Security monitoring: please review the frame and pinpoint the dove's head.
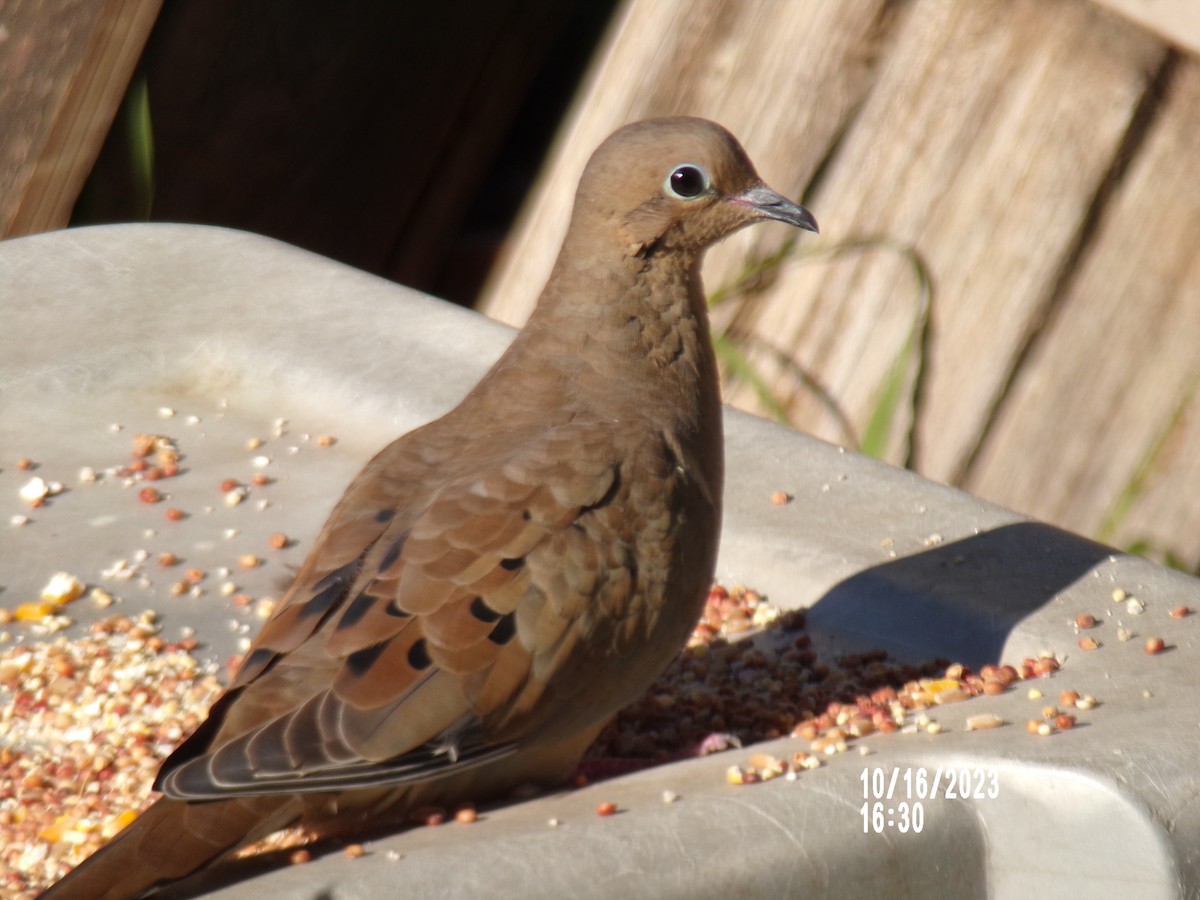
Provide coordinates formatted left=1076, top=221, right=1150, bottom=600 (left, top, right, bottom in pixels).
left=569, top=117, right=818, bottom=260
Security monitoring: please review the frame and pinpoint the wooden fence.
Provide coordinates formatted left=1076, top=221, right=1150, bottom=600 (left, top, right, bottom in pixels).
left=480, top=0, right=1200, bottom=570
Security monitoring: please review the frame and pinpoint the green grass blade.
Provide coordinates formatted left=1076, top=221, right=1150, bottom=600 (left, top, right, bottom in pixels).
left=125, top=77, right=155, bottom=220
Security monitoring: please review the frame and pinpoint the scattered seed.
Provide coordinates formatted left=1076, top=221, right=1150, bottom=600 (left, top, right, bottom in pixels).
left=1077, top=637, right=1099, bottom=651
left=1075, top=613, right=1096, bottom=629
left=1144, top=637, right=1165, bottom=655
left=965, top=714, right=1004, bottom=731
left=289, top=849, right=312, bottom=865
left=770, top=490, right=792, bottom=506
left=138, top=486, right=162, bottom=504
left=130, top=433, right=156, bottom=458
left=40, top=572, right=85, bottom=604
left=268, top=532, right=290, bottom=550
left=238, top=554, right=262, bottom=570
left=343, top=843, right=365, bottom=859
left=454, top=805, right=478, bottom=824
left=19, top=476, right=50, bottom=504
left=1170, top=606, right=1191, bottom=619
left=1031, top=657, right=1059, bottom=676
left=316, top=434, right=337, bottom=447
left=1059, top=690, right=1080, bottom=708
left=1111, top=588, right=1127, bottom=603
left=1054, top=714, right=1076, bottom=730
left=595, top=802, right=617, bottom=817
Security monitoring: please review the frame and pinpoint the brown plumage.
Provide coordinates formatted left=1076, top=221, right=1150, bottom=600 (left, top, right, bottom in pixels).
left=40, top=117, right=817, bottom=899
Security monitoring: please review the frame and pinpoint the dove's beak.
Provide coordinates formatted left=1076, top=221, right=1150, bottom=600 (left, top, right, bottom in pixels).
left=733, top=184, right=818, bottom=233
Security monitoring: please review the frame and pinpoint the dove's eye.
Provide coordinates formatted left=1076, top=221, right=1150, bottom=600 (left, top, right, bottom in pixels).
left=664, top=164, right=710, bottom=199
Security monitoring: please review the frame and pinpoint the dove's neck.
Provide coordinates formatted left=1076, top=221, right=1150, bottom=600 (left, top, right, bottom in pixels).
left=509, top=245, right=722, bottom=436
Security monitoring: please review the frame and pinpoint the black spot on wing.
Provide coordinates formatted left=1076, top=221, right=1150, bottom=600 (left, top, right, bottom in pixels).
left=469, top=596, right=501, bottom=623
left=337, top=589, right=376, bottom=631
left=300, top=564, right=356, bottom=621
left=408, top=638, right=433, bottom=671
left=488, top=613, right=516, bottom=646
left=499, top=557, right=524, bottom=572
left=346, top=641, right=388, bottom=678
left=375, top=508, right=396, bottom=523
left=378, top=536, right=407, bottom=573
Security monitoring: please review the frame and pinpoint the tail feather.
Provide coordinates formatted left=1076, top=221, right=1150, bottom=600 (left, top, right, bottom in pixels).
left=39, top=794, right=297, bottom=900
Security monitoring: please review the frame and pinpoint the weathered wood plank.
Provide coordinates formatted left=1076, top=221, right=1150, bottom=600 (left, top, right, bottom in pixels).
left=478, top=0, right=891, bottom=326
left=724, top=0, right=1163, bottom=471
left=1090, top=0, right=1200, bottom=56
left=0, top=0, right=161, bottom=238
left=967, top=57, right=1200, bottom=561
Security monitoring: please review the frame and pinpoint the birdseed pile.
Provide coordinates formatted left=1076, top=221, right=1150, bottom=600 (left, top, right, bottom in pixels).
left=0, top=573, right=1093, bottom=897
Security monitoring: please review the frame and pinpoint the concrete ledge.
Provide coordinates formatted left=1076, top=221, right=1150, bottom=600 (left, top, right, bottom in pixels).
left=2, top=224, right=1198, bottom=899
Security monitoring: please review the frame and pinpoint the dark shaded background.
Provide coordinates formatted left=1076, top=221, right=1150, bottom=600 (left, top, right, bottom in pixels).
left=72, top=0, right=619, bottom=307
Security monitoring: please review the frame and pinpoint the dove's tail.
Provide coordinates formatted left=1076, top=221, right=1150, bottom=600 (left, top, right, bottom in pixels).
left=38, top=794, right=297, bottom=900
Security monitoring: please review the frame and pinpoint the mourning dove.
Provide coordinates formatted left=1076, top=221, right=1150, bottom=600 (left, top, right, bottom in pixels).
left=41, top=116, right=817, bottom=899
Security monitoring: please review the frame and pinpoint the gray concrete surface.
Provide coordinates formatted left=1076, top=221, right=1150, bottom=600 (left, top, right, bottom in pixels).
left=2, top=224, right=1198, bottom=898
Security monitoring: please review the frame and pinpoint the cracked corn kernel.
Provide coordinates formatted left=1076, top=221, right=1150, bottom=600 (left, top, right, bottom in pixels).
left=40, top=572, right=85, bottom=605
